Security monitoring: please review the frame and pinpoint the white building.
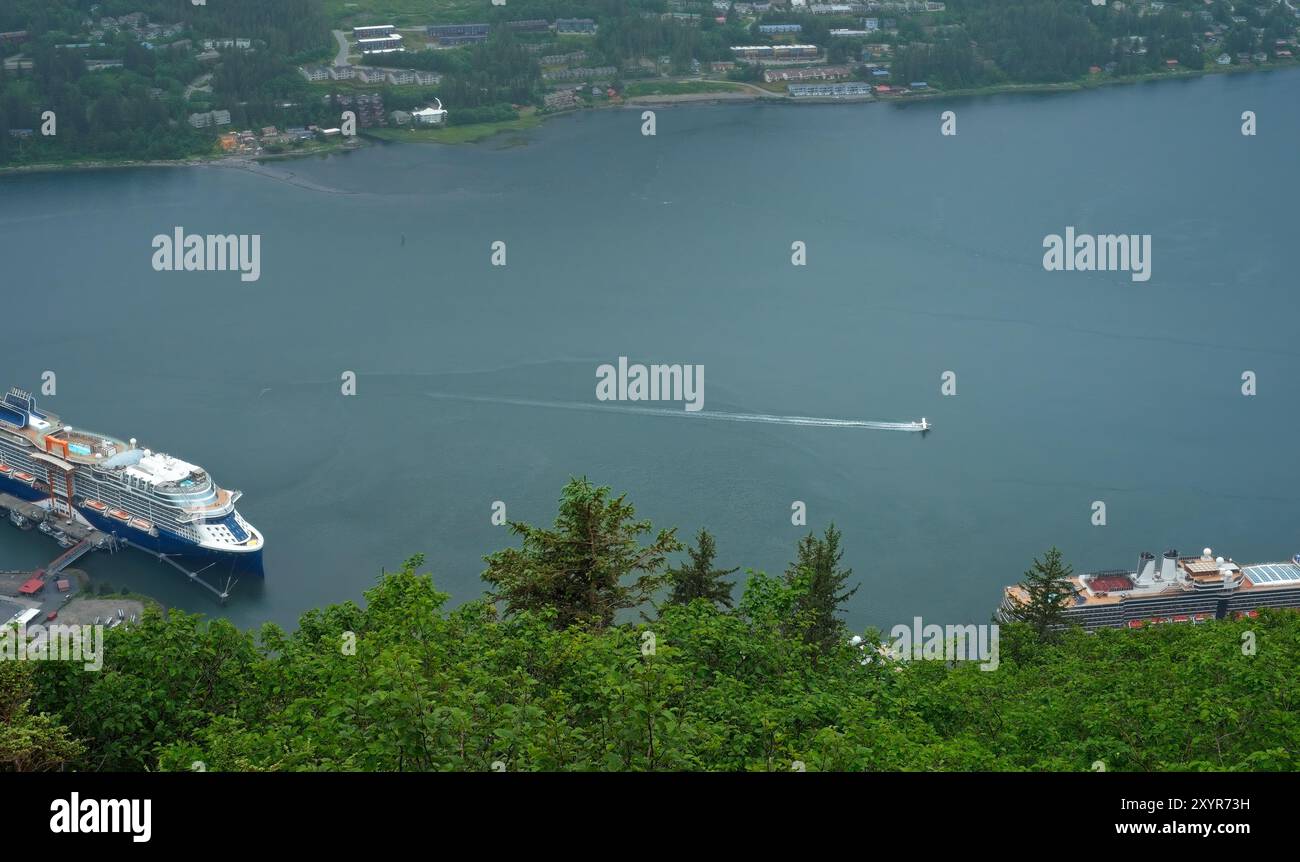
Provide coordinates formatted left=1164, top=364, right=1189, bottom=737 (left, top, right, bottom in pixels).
left=412, top=100, right=447, bottom=125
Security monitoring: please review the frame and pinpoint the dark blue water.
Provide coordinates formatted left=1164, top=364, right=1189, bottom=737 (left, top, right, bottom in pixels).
left=2, top=68, right=1298, bottom=631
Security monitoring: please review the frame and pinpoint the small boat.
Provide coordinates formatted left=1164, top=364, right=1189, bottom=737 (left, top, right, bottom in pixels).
left=0, top=464, right=12, bottom=475
left=130, top=517, right=153, bottom=532
left=109, top=509, right=130, bottom=522
left=13, top=471, right=35, bottom=484
left=84, top=500, right=108, bottom=512
left=117, top=608, right=125, bottom=620
left=918, top=417, right=930, bottom=433
left=38, top=521, right=54, bottom=535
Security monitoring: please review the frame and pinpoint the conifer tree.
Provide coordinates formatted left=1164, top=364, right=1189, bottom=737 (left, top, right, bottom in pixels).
left=667, top=529, right=738, bottom=610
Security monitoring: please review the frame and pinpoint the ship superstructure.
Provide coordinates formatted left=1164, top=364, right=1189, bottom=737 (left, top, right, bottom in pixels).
left=1001, top=546, right=1300, bottom=630
left=0, top=388, right=262, bottom=576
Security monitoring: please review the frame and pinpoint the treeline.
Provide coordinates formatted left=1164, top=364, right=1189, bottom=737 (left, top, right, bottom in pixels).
left=0, top=0, right=330, bottom=165
left=8, top=477, right=1299, bottom=772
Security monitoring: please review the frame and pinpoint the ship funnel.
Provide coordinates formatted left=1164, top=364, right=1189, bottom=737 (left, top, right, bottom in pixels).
left=1159, top=549, right=1177, bottom=581
left=1137, top=551, right=1156, bottom=583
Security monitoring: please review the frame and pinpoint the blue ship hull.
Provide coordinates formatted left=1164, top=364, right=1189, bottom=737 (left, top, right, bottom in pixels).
left=0, top=472, right=264, bottom=578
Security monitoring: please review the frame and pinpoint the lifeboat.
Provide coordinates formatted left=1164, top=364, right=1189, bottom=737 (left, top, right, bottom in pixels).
left=0, top=464, right=12, bottom=475
left=13, top=471, right=35, bottom=484
left=109, top=509, right=131, bottom=522
left=84, top=500, right=108, bottom=512
left=130, top=517, right=154, bottom=532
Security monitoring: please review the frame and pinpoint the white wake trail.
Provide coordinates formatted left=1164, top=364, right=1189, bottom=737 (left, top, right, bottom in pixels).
left=424, top=392, right=926, bottom=431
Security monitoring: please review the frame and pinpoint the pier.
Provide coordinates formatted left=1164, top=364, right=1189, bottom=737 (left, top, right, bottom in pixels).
left=0, top=491, right=236, bottom=604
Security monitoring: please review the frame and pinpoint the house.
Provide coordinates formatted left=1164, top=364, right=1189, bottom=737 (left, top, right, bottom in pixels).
left=764, top=65, right=851, bottom=83
left=219, top=133, right=238, bottom=151
left=301, top=65, right=330, bottom=82
left=85, top=59, right=124, bottom=71
left=788, top=82, right=873, bottom=97
left=414, top=71, right=442, bottom=85
left=544, top=90, right=579, bottom=110
left=875, top=84, right=893, bottom=93
left=188, top=110, right=232, bottom=128
left=387, top=69, right=419, bottom=85
left=329, top=64, right=357, bottom=80
left=556, top=18, right=597, bottom=34
left=0, top=30, right=30, bottom=46
left=412, top=101, right=448, bottom=125
left=358, top=34, right=403, bottom=53
left=427, top=24, right=489, bottom=44
left=759, top=24, right=802, bottom=34
left=390, top=110, right=412, bottom=125
left=1216, top=53, right=1231, bottom=65
left=357, top=66, right=390, bottom=84
left=507, top=20, right=550, bottom=32
left=353, top=25, right=396, bottom=39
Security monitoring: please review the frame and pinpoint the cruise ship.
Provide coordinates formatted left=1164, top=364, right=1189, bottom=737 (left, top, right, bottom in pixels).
left=1001, top=546, right=1300, bottom=630
left=0, top=388, right=263, bottom=577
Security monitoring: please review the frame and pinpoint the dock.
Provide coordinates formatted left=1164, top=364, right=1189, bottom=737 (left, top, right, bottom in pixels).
left=0, top=491, right=236, bottom=604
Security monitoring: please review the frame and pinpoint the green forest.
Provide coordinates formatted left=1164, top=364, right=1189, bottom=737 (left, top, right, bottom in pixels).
left=4, top=478, right=1297, bottom=772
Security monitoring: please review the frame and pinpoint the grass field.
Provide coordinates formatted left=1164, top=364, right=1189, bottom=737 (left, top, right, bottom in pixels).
left=364, top=108, right=542, bottom=144
left=623, top=80, right=744, bottom=97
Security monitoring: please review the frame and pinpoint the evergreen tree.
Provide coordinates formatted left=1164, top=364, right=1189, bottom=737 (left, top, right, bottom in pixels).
left=667, top=529, right=738, bottom=609
left=783, top=524, right=859, bottom=653
left=481, top=477, right=681, bottom=630
left=1002, top=546, right=1076, bottom=639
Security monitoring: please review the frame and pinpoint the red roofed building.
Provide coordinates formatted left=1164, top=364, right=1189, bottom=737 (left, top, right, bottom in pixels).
left=19, top=577, right=44, bottom=595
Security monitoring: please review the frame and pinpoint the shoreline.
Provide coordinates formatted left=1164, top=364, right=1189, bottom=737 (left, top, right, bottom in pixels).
left=2, top=63, right=1292, bottom=175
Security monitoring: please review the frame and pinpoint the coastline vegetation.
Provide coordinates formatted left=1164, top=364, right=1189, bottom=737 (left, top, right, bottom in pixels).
left=2, top=0, right=1297, bottom=170
left=7, top=477, right=1299, bottom=772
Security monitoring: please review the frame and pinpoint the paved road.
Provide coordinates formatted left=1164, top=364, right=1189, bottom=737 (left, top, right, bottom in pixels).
left=184, top=73, right=212, bottom=99
left=332, top=30, right=349, bottom=66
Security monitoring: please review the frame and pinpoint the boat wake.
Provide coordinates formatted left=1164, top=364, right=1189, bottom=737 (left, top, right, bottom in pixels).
left=424, top=392, right=928, bottom=431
